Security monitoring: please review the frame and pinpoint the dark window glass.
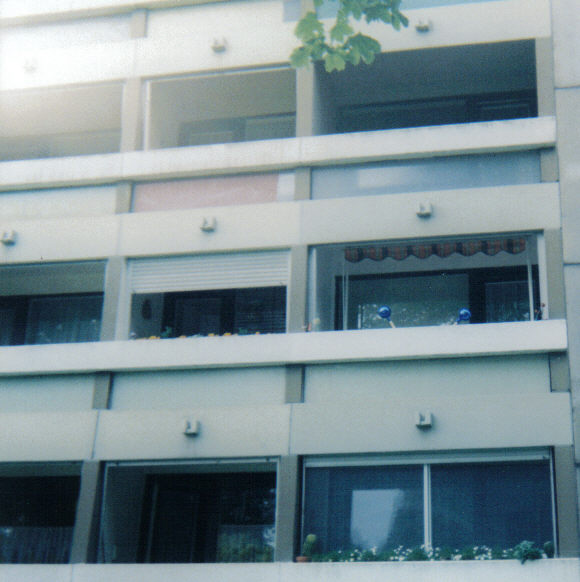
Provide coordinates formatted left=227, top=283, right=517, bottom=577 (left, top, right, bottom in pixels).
left=334, top=267, right=539, bottom=330
left=337, top=91, right=537, bottom=134
left=140, top=472, right=276, bottom=563
left=303, top=465, right=423, bottom=553
left=0, top=294, right=103, bottom=345
left=0, top=476, right=80, bottom=563
left=431, top=461, right=553, bottom=548
left=163, top=287, right=286, bottom=337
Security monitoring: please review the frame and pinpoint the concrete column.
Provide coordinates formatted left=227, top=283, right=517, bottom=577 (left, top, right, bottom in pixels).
left=287, top=245, right=308, bottom=333
left=294, top=167, right=312, bottom=201
left=552, top=0, right=580, bottom=554
left=130, top=9, right=148, bottom=39
left=296, top=68, right=316, bottom=137
left=115, top=181, right=133, bottom=214
left=92, top=372, right=112, bottom=410
left=120, top=77, right=144, bottom=152
left=69, top=461, right=103, bottom=563
left=275, top=455, right=301, bottom=561
left=285, top=365, right=304, bottom=403
left=99, top=257, right=126, bottom=342
left=543, top=229, right=566, bottom=319
left=553, top=447, right=580, bottom=556
left=534, top=39, right=558, bottom=182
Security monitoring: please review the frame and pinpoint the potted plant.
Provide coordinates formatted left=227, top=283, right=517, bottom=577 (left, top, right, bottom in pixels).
left=296, top=533, right=317, bottom=562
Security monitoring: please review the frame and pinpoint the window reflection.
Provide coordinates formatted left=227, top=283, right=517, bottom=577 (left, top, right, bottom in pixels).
left=303, top=465, right=423, bottom=553
left=303, top=460, right=554, bottom=554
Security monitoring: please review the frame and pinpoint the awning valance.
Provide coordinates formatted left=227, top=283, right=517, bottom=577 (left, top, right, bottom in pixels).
left=345, top=237, right=527, bottom=263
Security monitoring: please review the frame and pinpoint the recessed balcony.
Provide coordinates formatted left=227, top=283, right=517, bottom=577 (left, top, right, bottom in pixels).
left=0, top=84, right=122, bottom=162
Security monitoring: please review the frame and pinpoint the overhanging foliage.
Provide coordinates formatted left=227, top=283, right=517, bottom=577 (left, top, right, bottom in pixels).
left=291, top=0, right=408, bottom=72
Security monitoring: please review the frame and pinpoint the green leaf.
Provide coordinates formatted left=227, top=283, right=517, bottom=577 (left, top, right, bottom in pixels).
left=290, top=46, right=312, bottom=69
left=295, top=12, right=324, bottom=42
left=324, top=51, right=347, bottom=72
left=364, top=5, right=392, bottom=23
left=341, top=0, right=364, bottom=20
left=348, top=32, right=381, bottom=63
left=291, top=0, right=407, bottom=71
left=330, top=17, right=354, bottom=42
left=345, top=44, right=362, bottom=66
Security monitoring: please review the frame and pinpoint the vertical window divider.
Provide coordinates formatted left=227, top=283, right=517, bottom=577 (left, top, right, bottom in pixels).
left=342, top=260, right=348, bottom=331
left=423, top=464, right=432, bottom=549
left=537, top=231, right=549, bottom=319
left=526, top=235, right=535, bottom=321
left=549, top=451, right=558, bottom=556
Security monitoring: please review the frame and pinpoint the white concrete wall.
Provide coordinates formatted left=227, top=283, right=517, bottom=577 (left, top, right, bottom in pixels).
left=0, top=391, right=570, bottom=462
left=290, top=392, right=572, bottom=455
left=0, top=411, right=97, bottom=461
left=0, top=0, right=550, bottom=91
left=0, top=186, right=118, bottom=219
left=93, top=392, right=572, bottom=461
left=0, top=375, right=95, bottom=411
left=94, top=405, right=291, bottom=460
left=0, top=321, right=566, bottom=375
left=0, top=182, right=560, bottom=265
left=305, top=355, right=551, bottom=402
left=0, top=347, right=568, bottom=462
left=0, top=558, right=578, bottom=582
left=111, top=367, right=287, bottom=409
left=0, top=117, right=555, bottom=191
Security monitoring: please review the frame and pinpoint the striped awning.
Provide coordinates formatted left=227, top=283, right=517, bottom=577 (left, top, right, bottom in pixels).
left=345, top=237, right=527, bottom=263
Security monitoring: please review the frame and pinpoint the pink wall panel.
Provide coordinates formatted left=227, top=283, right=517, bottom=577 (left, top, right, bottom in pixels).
left=133, top=174, right=279, bottom=211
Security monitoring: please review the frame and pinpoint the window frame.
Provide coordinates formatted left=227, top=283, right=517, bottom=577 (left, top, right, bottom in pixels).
left=308, top=233, right=546, bottom=332
left=98, top=458, right=279, bottom=564
left=301, top=448, right=556, bottom=553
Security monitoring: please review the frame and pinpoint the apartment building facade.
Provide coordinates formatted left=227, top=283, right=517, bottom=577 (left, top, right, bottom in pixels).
left=0, top=0, right=579, bottom=580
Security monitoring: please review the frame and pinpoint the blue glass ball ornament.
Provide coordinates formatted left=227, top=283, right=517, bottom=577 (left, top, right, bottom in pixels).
left=457, top=308, right=472, bottom=322
left=378, top=305, right=392, bottom=320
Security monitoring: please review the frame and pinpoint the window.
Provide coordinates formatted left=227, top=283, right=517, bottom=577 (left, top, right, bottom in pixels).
left=128, top=252, right=289, bottom=339
left=303, top=465, right=423, bottom=552
left=312, top=41, right=537, bottom=136
left=0, top=262, right=105, bottom=345
left=147, top=69, right=296, bottom=150
left=336, top=92, right=536, bottom=134
left=303, top=458, right=553, bottom=554
left=0, top=475, right=80, bottom=563
left=161, top=287, right=286, bottom=337
left=308, top=236, right=540, bottom=331
left=430, top=462, right=553, bottom=549
left=99, top=463, right=276, bottom=563
left=0, top=294, right=103, bottom=345
left=311, top=153, right=541, bottom=200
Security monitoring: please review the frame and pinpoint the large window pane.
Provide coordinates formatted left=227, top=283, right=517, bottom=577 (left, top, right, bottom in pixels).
left=303, top=465, right=423, bottom=552
left=25, top=294, right=103, bottom=344
left=0, top=262, right=105, bottom=345
left=132, top=287, right=286, bottom=338
left=312, top=41, right=536, bottom=136
left=0, top=476, right=80, bottom=563
left=308, top=236, right=540, bottom=331
left=143, top=472, right=276, bottom=563
left=431, top=461, right=553, bottom=549
left=100, top=467, right=276, bottom=564
left=312, top=153, right=541, bottom=200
